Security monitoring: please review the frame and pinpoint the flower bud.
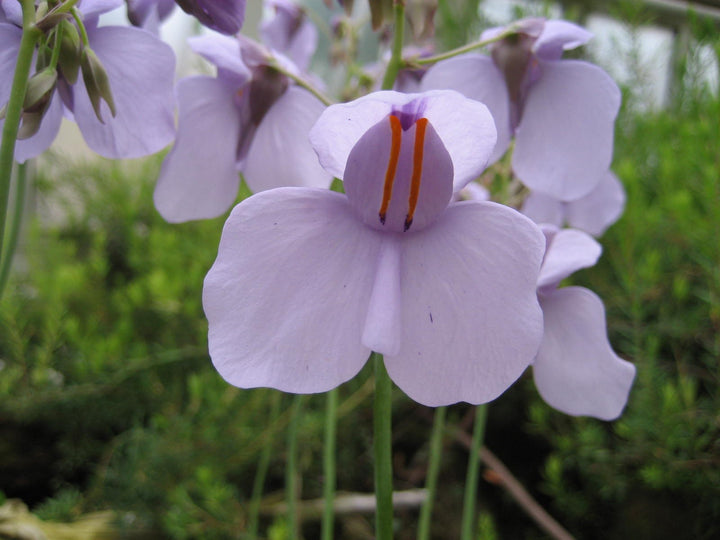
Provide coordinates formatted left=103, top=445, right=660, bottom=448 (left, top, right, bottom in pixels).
left=58, top=20, right=82, bottom=84
left=369, top=0, right=393, bottom=30
left=17, top=69, right=58, bottom=139
left=80, top=47, right=117, bottom=123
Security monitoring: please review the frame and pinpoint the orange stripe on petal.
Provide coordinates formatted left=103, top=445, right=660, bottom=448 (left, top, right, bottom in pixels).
left=404, top=117, right=428, bottom=232
left=378, top=115, right=403, bottom=225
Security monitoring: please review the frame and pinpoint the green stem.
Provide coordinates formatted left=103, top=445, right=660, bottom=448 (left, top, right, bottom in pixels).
left=247, top=390, right=282, bottom=539
left=321, top=388, right=338, bottom=540
left=373, top=353, right=393, bottom=540
left=286, top=394, right=305, bottom=539
left=0, top=1, right=41, bottom=293
left=0, top=162, right=28, bottom=298
left=460, top=404, right=488, bottom=540
left=417, top=406, right=446, bottom=540
left=380, top=1, right=406, bottom=91
left=70, top=7, right=89, bottom=46
left=407, top=32, right=511, bottom=67
left=269, top=58, right=334, bottom=106
left=47, top=24, right=63, bottom=71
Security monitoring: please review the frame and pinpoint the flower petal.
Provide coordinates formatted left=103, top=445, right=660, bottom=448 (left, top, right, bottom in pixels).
left=513, top=59, right=621, bottom=200
left=537, top=226, right=601, bottom=290
left=0, top=23, right=21, bottom=106
left=242, top=86, right=331, bottom=192
left=534, top=286, right=635, bottom=420
left=310, top=89, right=496, bottom=190
left=385, top=201, right=545, bottom=406
left=78, top=0, right=124, bottom=18
left=533, top=20, right=593, bottom=59
left=188, top=34, right=250, bottom=87
left=154, top=76, right=241, bottom=223
left=421, top=54, right=511, bottom=167
left=73, top=25, right=176, bottom=158
left=521, top=190, right=564, bottom=228
left=566, top=170, right=625, bottom=237
left=203, top=188, right=380, bottom=393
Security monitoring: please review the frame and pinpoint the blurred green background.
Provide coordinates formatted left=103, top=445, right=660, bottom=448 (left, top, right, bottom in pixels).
left=1, top=0, right=719, bottom=538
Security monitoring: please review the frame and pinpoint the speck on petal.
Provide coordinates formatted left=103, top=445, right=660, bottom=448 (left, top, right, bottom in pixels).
left=534, top=286, right=636, bottom=420
left=203, top=188, right=381, bottom=393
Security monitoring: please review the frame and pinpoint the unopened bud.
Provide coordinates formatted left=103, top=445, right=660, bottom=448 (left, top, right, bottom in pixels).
left=80, top=47, right=117, bottom=123
left=58, top=20, right=82, bottom=84
left=23, top=68, right=58, bottom=110
left=369, top=0, right=393, bottom=31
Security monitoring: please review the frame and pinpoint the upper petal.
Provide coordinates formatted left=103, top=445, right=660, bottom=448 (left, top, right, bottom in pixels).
left=421, top=54, right=511, bottom=167
left=0, top=23, right=21, bottom=105
left=203, top=187, right=380, bottom=393
left=521, top=190, right=565, bottom=228
left=242, top=86, right=331, bottom=192
left=188, top=34, right=251, bottom=87
left=565, top=170, right=626, bottom=237
left=513, top=59, right=621, bottom=200
left=78, top=0, right=124, bottom=18
left=537, top=226, right=602, bottom=290
left=73, top=25, right=176, bottom=158
left=154, top=76, right=241, bottom=223
left=533, top=20, right=593, bottom=60
left=534, top=286, right=636, bottom=420
left=385, top=201, right=545, bottom=406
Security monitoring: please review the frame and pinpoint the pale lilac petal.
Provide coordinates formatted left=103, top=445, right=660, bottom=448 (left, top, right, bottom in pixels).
left=0, top=23, right=21, bottom=103
left=421, top=55, right=511, bottom=167
left=533, top=20, right=593, bottom=60
left=13, top=93, right=63, bottom=163
left=188, top=34, right=250, bottom=87
left=127, top=0, right=175, bottom=31
left=513, top=59, right=621, bottom=200
left=310, top=90, right=496, bottom=190
left=261, top=0, right=317, bottom=72
left=154, top=76, right=240, bottom=222
left=79, top=0, right=124, bottom=18
left=457, top=182, right=489, bottom=202
left=537, top=226, right=601, bottom=290
left=385, top=201, right=545, bottom=406
left=566, top=171, right=626, bottom=237
left=74, top=26, right=176, bottom=158
left=177, top=0, right=245, bottom=35
left=534, top=286, right=636, bottom=420
left=0, top=3, right=21, bottom=26
left=362, top=237, right=403, bottom=356
left=480, top=18, right=544, bottom=42
left=521, top=190, right=564, bottom=227
left=203, top=188, right=380, bottom=393
left=343, top=113, right=453, bottom=233
left=242, top=86, right=331, bottom=192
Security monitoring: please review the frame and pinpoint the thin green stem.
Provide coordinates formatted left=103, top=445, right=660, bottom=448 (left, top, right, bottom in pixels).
left=373, top=353, right=393, bottom=540
left=0, top=2, right=41, bottom=294
left=321, top=388, right=339, bottom=540
left=70, top=7, right=89, bottom=46
left=286, top=394, right=305, bottom=539
left=247, top=390, right=282, bottom=539
left=47, top=24, right=63, bottom=71
left=0, top=162, right=28, bottom=298
left=460, top=404, right=488, bottom=540
left=406, top=31, right=511, bottom=67
left=269, top=58, right=334, bottom=106
left=417, top=406, right=447, bottom=540
left=380, top=1, right=406, bottom=91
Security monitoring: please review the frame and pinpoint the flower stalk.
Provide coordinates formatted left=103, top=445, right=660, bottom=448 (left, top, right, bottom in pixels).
left=380, top=1, right=406, bottom=91
left=373, top=353, right=394, bottom=540
left=417, top=406, right=447, bottom=540
left=460, top=404, right=489, bottom=540
left=286, top=394, right=305, bottom=538
left=321, top=388, right=338, bottom=540
left=0, top=0, right=42, bottom=300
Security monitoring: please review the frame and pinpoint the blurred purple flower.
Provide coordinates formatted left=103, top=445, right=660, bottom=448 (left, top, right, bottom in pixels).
left=154, top=34, right=331, bottom=222
left=203, top=90, right=546, bottom=406
left=522, top=171, right=626, bottom=237
left=0, top=0, right=175, bottom=161
left=422, top=18, right=621, bottom=201
left=126, top=0, right=175, bottom=33
left=260, top=0, right=317, bottom=72
left=175, top=0, right=245, bottom=35
left=533, top=225, right=635, bottom=419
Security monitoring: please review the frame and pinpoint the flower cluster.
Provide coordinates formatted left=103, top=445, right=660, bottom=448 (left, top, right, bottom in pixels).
left=1, top=1, right=635, bottom=419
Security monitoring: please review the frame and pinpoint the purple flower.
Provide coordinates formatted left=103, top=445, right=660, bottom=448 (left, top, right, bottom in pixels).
left=421, top=18, right=621, bottom=201
left=260, top=0, right=317, bottom=72
left=126, top=0, right=176, bottom=33
left=202, top=90, right=546, bottom=406
left=0, top=0, right=176, bottom=161
left=153, top=34, right=331, bottom=222
left=533, top=225, right=635, bottom=419
left=522, top=171, right=626, bottom=237
left=175, top=0, right=245, bottom=35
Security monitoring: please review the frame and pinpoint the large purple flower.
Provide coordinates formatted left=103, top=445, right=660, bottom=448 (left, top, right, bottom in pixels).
left=522, top=171, right=626, bottom=237
left=0, top=0, right=175, bottom=161
left=421, top=18, right=621, bottom=201
left=154, top=34, right=331, bottom=222
left=203, top=90, right=546, bottom=406
left=533, top=225, right=635, bottom=419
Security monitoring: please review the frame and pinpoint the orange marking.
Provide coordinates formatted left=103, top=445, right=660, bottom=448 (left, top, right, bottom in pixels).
left=378, top=115, right=402, bottom=224
left=404, top=117, right=428, bottom=231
